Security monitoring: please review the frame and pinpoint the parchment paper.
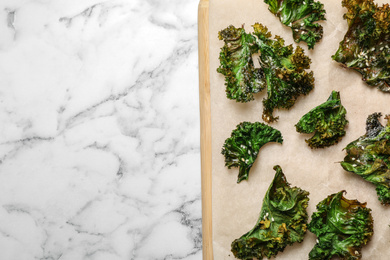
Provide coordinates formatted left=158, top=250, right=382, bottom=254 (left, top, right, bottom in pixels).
left=209, top=0, right=390, bottom=259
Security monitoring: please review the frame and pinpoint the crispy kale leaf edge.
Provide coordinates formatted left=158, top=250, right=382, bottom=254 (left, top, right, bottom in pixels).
left=217, top=26, right=265, bottom=103
left=217, top=24, right=315, bottom=123
left=332, top=0, right=390, bottom=92
left=264, top=0, right=326, bottom=49
left=295, top=90, right=348, bottom=148
left=222, top=121, right=283, bottom=183
left=308, top=191, right=373, bottom=260
left=231, top=165, right=310, bottom=259
left=341, top=112, right=390, bottom=205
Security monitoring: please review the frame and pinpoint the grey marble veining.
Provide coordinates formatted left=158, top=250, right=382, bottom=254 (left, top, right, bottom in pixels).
left=0, top=0, right=201, bottom=259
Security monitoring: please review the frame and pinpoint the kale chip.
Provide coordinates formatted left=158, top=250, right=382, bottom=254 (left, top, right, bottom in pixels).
left=217, top=24, right=315, bottom=123
left=222, top=122, right=283, bottom=183
left=217, top=25, right=265, bottom=102
left=341, top=112, right=390, bottom=205
left=295, top=90, right=348, bottom=148
left=264, top=0, right=326, bottom=49
left=332, top=0, right=390, bottom=92
left=308, top=191, right=373, bottom=260
left=231, top=165, right=310, bottom=259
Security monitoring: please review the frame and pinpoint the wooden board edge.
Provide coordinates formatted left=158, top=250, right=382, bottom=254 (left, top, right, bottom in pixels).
left=198, top=0, right=213, bottom=259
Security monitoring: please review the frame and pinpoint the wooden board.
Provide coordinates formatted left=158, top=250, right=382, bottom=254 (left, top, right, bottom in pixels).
left=198, top=0, right=213, bottom=259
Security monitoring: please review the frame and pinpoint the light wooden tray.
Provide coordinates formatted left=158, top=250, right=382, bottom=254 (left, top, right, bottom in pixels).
left=198, top=0, right=213, bottom=259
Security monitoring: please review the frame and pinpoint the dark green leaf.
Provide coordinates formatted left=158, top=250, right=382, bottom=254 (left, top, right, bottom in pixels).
left=332, top=0, right=390, bottom=92
left=217, top=25, right=265, bottom=103
left=308, top=191, right=373, bottom=260
left=295, top=90, right=348, bottom=148
left=222, top=122, right=283, bottom=183
left=253, top=23, right=315, bottom=123
left=217, top=24, right=315, bottom=123
left=341, top=112, right=390, bottom=205
left=231, top=165, right=310, bottom=259
left=264, top=0, right=326, bottom=49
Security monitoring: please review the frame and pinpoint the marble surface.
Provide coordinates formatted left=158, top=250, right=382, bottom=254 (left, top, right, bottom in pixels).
left=0, top=0, right=201, bottom=259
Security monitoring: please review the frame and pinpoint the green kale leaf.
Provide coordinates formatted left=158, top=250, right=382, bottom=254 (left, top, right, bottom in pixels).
left=308, top=191, right=373, bottom=260
left=253, top=23, right=315, bottom=123
left=231, top=165, right=310, bottom=259
left=264, top=0, right=326, bottom=49
left=222, top=122, right=283, bottom=183
left=295, top=90, right=348, bottom=148
left=332, top=0, right=390, bottom=92
left=217, top=25, right=265, bottom=102
left=341, top=112, right=390, bottom=205
left=217, top=24, right=315, bottom=123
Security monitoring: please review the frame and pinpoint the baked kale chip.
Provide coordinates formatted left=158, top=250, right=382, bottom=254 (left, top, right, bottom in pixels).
left=341, top=112, right=390, bottom=205
left=308, top=191, right=373, bottom=260
left=264, top=0, right=326, bottom=49
left=295, top=90, right=348, bottom=148
left=217, top=24, right=315, bottom=123
left=222, top=122, right=283, bottom=183
left=231, top=165, right=310, bottom=259
left=253, top=23, right=315, bottom=123
left=332, top=0, right=390, bottom=92
left=217, top=25, right=265, bottom=102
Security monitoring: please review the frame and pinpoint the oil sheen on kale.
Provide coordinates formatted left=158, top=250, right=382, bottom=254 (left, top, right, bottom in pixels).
left=295, top=90, right=348, bottom=148
left=217, top=24, right=315, bottom=123
left=341, top=112, right=390, bottom=205
left=308, top=191, right=373, bottom=260
left=231, top=166, right=309, bottom=259
left=264, top=0, right=326, bottom=49
left=332, top=0, right=390, bottom=92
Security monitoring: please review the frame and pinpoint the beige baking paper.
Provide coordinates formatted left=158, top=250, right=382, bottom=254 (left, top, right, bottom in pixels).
left=209, top=0, right=390, bottom=259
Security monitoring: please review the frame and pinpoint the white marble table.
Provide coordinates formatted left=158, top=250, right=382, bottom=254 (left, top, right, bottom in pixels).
left=0, top=0, right=201, bottom=259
